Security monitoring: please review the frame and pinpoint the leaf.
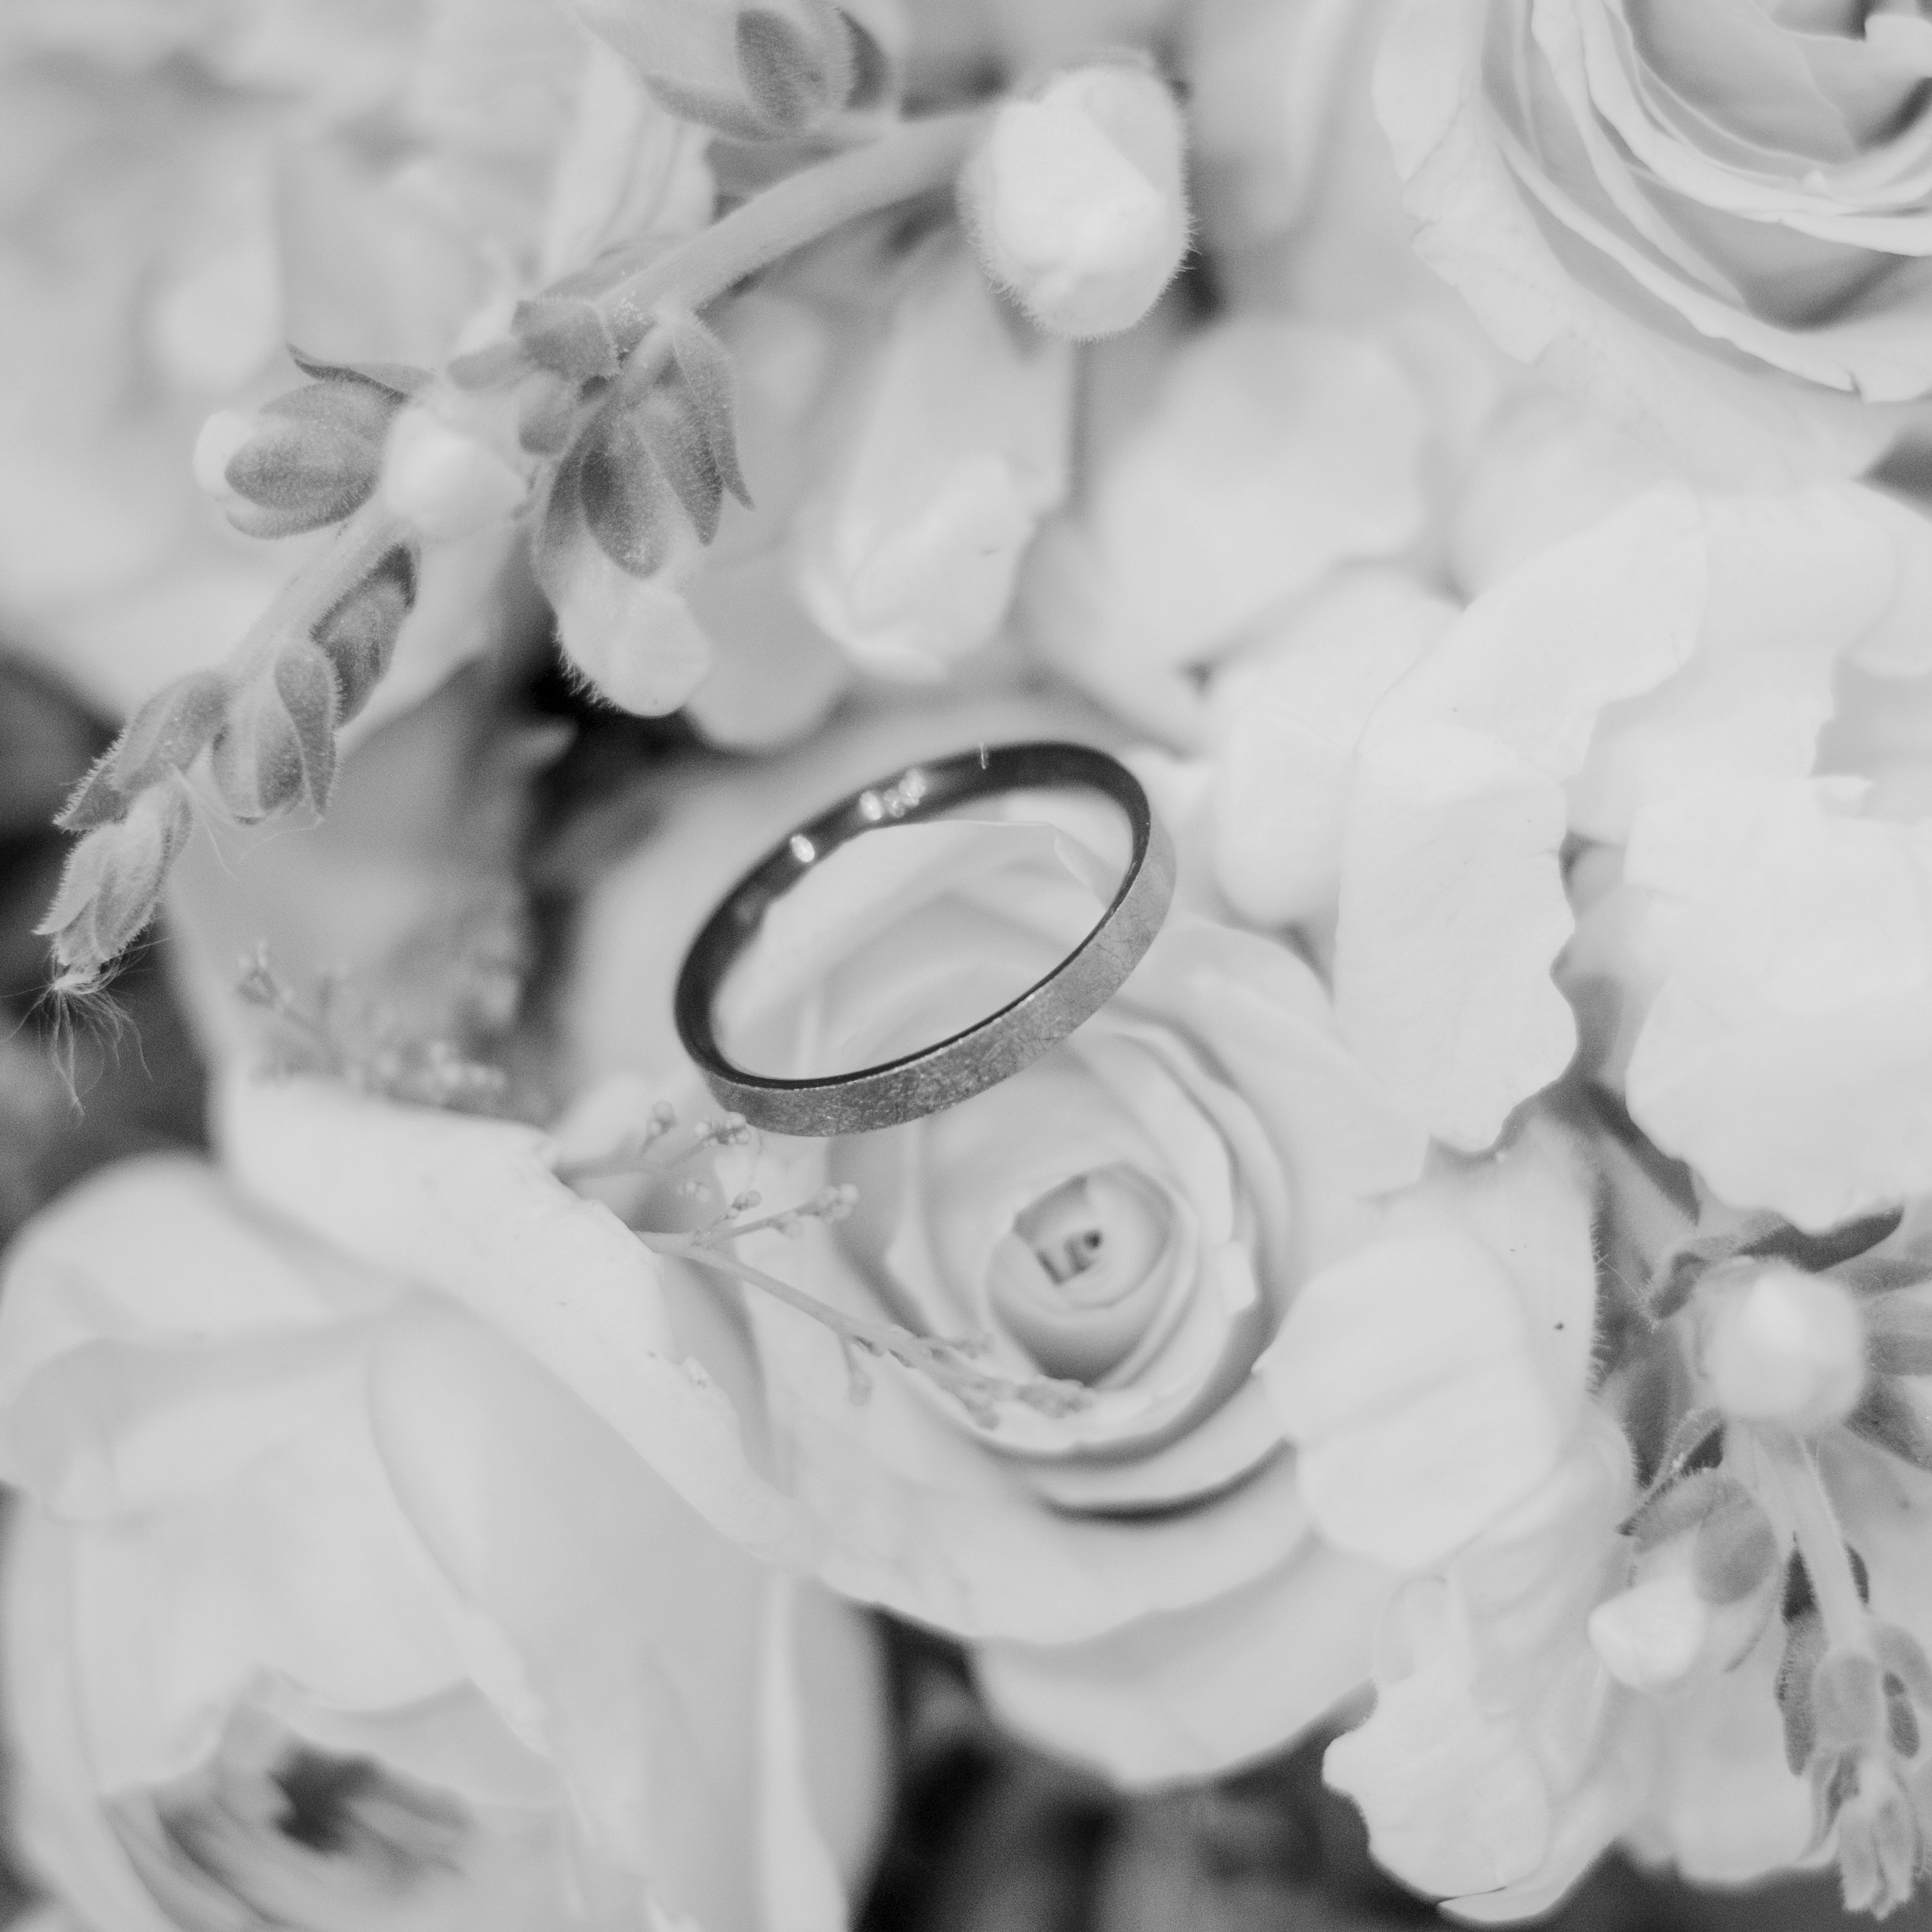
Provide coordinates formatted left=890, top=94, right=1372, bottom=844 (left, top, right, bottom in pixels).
left=737, top=5, right=850, bottom=134
left=1873, top=1622, right=1932, bottom=1707
left=314, top=544, right=418, bottom=723
left=838, top=6, right=896, bottom=111
left=1627, top=1467, right=1749, bottom=1552
left=272, top=639, right=341, bottom=814
left=1776, top=1596, right=1825, bottom=1774
left=664, top=312, right=752, bottom=507
left=1886, top=1674, right=1920, bottom=1758
left=1865, top=1295, right=1932, bottom=1377
left=1693, top=1490, right=1778, bottom=1605
left=1647, top=1405, right=1726, bottom=1494
left=1845, top=1377, right=1932, bottom=1474
left=513, top=297, right=620, bottom=382
left=643, top=73, right=771, bottom=144
left=447, top=341, right=531, bottom=392
left=578, top=410, right=674, bottom=578
left=637, top=389, right=723, bottom=543
left=1649, top=1222, right=1781, bottom=1321
left=1838, top=1254, right=1932, bottom=1298
left=1649, top=1206, right=1905, bottom=1320
left=518, top=376, right=579, bottom=456
left=1741, top=1210, right=1905, bottom=1274
left=286, top=346, right=430, bottom=398
left=109, top=671, right=230, bottom=793
left=55, top=754, right=128, bottom=833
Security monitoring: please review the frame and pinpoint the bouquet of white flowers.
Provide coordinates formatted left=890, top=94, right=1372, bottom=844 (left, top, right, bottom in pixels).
left=7, top=1, right=1932, bottom=1926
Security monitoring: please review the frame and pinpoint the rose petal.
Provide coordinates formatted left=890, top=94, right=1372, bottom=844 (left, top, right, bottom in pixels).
left=1209, top=569, right=1455, bottom=925
left=3, top=1513, right=183, bottom=1932
left=1261, top=1128, right=1597, bottom=1570
left=218, top=1073, right=808, bottom=1566
left=1335, top=722, right=1575, bottom=1151
left=1373, top=0, right=1911, bottom=480
left=976, top=1543, right=1392, bottom=1787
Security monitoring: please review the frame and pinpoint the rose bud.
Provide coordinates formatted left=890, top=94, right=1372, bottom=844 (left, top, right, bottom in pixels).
left=960, top=58, right=1190, bottom=340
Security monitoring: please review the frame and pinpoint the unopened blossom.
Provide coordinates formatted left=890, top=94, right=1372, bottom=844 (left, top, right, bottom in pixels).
left=0, top=1095, right=886, bottom=1931
left=1374, top=0, right=1932, bottom=483
left=961, top=59, right=1190, bottom=341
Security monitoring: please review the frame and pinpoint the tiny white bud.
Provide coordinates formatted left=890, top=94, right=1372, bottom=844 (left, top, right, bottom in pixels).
left=1588, top=1567, right=1710, bottom=1691
left=382, top=408, right=528, bottom=541
left=1701, top=1264, right=1866, bottom=1432
left=961, top=61, right=1189, bottom=340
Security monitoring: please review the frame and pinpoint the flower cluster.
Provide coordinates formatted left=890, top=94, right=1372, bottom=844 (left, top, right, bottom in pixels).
left=17, top=0, right=1932, bottom=1928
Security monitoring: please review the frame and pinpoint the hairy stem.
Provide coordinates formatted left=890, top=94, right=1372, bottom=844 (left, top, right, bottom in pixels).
left=1764, top=1431, right=1868, bottom=1651
left=599, top=109, right=983, bottom=346
left=227, top=496, right=410, bottom=687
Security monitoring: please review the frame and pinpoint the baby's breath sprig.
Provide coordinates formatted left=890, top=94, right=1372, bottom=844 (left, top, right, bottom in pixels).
left=635, top=1178, right=1092, bottom=1427
left=236, top=946, right=507, bottom=1112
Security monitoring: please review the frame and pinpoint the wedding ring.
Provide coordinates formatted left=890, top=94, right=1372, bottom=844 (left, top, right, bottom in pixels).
left=674, top=741, right=1176, bottom=1137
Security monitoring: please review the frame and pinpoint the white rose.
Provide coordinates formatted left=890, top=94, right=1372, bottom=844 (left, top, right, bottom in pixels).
left=565, top=698, right=1466, bottom=1785
left=0, top=1121, right=883, bottom=1930
left=1375, top=0, right=1932, bottom=482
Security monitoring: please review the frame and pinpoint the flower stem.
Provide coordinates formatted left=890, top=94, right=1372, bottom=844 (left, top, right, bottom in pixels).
left=598, top=109, right=984, bottom=346
left=227, top=495, right=410, bottom=686
left=1763, top=1430, right=1867, bottom=1650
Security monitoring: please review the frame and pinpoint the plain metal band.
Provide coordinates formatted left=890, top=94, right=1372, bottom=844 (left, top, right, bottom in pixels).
left=674, top=741, right=1176, bottom=1137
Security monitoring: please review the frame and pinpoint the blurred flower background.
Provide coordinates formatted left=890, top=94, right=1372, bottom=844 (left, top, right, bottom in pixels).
left=13, top=0, right=1932, bottom=1927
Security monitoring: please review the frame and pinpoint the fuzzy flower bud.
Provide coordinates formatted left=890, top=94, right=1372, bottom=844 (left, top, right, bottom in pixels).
left=538, top=508, right=711, bottom=716
left=1701, top=1264, right=1867, bottom=1432
left=312, top=545, right=418, bottom=723
left=961, top=59, right=1189, bottom=340
left=36, top=783, right=194, bottom=987
left=194, top=378, right=400, bottom=539
left=1832, top=1751, right=1921, bottom=1917
left=381, top=407, right=529, bottom=541
left=209, top=643, right=340, bottom=824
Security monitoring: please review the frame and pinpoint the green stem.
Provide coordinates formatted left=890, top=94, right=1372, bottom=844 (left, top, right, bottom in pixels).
left=598, top=109, right=983, bottom=346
